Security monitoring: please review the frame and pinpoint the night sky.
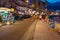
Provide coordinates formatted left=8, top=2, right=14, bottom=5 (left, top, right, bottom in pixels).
left=29, top=0, right=60, bottom=3
left=41, top=0, right=60, bottom=3
left=47, top=0, right=60, bottom=3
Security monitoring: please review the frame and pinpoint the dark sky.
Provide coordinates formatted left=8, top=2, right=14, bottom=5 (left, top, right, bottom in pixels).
left=42, top=0, right=60, bottom=3
left=29, top=0, right=60, bottom=3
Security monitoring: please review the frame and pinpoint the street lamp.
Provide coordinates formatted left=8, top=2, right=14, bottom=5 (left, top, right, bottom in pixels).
left=30, top=4, right=35, bottom=8
left=31, top=4, right=34, bottom=7
left=26, top=0, right=29, bottom=3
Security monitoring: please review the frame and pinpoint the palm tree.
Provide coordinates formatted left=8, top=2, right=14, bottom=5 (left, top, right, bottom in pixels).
left=36, top=0, right=42, bottom=11
left=31, top=0, right=48, bottom=11
left=30, top=0, right=35, bottom=9
left=32, top=0, right=35, bottom=4
left=37, top=0, right=48, bottom=11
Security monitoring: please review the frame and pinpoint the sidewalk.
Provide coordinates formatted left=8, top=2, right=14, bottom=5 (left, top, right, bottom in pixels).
left=55, top=22, right=60, bottom=32
left=33, top=20, right=60, bottom=40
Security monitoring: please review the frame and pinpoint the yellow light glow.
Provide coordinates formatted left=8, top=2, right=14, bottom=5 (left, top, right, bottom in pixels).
left=0, top=7, right=11, bottom=11
left=31, top=4, right=35, bottom=7
left=0, top=23, right=2, bottom=26
left=6, top=21, right=10, bottom=25
left=11, top=8, right=14, bottom=12
left=26, top=0, right=28, bottom=3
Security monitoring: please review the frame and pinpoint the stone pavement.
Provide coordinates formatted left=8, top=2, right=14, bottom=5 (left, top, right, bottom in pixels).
left=33, top=20, right=60, bottom=40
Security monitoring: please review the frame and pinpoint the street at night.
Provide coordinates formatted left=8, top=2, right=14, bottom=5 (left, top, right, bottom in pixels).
left=0, top=18, right=60, bottom=40
left=0, top=0, right=60, bottom=40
